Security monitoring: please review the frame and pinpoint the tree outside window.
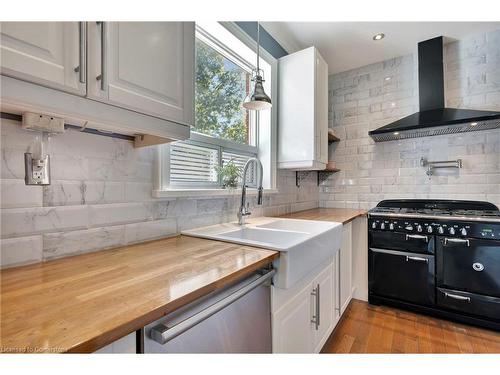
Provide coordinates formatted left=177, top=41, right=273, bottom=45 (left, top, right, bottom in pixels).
left=194, top=38, right=251, bottom=145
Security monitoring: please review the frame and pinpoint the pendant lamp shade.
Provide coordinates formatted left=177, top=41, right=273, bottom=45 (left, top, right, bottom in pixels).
left=243, top=22, right=272, bottom=111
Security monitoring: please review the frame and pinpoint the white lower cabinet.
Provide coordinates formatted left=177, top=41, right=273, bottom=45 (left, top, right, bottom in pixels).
left=272, top=256, right=339, bottom=353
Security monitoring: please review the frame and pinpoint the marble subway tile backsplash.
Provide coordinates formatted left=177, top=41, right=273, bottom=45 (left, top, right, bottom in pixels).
left=0, top=119, right=318, bottom=268
left=321, top=29, right=500, bottom=210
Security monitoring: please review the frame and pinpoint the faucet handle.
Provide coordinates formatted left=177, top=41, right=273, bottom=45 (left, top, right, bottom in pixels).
left=257, top=186, right=263, bottom=205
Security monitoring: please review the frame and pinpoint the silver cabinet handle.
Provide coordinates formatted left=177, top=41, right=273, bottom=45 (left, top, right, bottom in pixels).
left=317, top=283, right=320, bottom=328
left=406, top=255, right=429, bottom=263
left=75, top=22, right=86, bottom=83
left=150, top=269, right=275, bottom=345
left=406, top=234, right=428, bottom=243
left=444, top=238, right=470, bottom=247
left=311, top=283, right=320, bottom=330
left=96, top=21, right=106, bottom=90
left=444, top=292, right=471, bottom=303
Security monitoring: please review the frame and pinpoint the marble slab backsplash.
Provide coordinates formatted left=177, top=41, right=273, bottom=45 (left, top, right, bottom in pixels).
left=0, top=120, right=318, bottom=268
left=321, top=29, right=500, bottom=210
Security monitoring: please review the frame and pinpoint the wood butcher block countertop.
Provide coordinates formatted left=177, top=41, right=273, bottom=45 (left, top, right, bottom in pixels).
left=278, top=208, right=367, bottom=224
left=0, top=236, right=278, bottom=353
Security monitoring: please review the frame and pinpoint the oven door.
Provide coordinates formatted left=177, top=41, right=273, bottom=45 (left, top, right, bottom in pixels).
left=369, top=231, right=435, bottom=254
left=369, top=247, right=435, bottom=306
left=436, top=237, right=500, bottom=298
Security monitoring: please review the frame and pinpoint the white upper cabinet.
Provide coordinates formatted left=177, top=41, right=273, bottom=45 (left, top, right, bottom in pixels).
left=87, top=22, right=194, bottom=126
left=278, top=46, right=328, bottom=170
left=0, top=22, right=86, bottom=95
left=0, top=22, right=193, bottom=143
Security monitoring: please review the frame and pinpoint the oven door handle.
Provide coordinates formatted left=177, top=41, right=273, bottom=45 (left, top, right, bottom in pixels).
left=406, top=255, right=429, bottom=263
left=406, top=234, right=428, bottom=243
left=444, top=238, right=470, bottom=247
left=149, top=268, right=276, bottom=345
left=444, top=292, right=471, bottom=303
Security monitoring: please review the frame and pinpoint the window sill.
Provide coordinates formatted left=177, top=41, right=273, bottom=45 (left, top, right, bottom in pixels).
left=153, top=188, right=279, bottom=199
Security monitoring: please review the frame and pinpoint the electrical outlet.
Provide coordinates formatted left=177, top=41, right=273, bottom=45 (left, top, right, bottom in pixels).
left=24, top=153, right=51, bottom=185
left=22, top=112, right=65, bottom=134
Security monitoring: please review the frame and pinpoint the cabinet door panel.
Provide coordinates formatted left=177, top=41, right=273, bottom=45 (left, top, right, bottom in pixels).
left=312, top=260, right=334, bottom=352
left=0, top=22, right=84, bottom=95
left=273, top=283, right=313, bottom=353
left=108, top=22, right=194, bottom=124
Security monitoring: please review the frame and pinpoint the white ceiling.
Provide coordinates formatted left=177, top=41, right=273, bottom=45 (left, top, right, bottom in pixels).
left=261, top=22, right=500, bottom=74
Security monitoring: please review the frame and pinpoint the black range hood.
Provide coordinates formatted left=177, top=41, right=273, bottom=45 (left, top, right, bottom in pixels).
left=369, top=36, right=500, bottom=142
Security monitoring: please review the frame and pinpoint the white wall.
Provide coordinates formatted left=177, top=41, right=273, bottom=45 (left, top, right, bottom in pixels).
left=0, top=120, right=318, bottom=268
left=321, top=29, right=500, bottom=210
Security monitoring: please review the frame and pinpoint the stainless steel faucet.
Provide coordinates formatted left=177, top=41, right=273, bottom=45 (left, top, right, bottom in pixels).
left=238, top=158, right=263, bottom=225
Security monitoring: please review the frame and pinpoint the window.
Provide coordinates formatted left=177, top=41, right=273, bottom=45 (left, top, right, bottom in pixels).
left=161, top=22, right=274, bottom=191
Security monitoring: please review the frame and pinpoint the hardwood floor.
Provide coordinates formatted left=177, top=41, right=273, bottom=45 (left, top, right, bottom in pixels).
left=322, top=299, right=500, bottom=353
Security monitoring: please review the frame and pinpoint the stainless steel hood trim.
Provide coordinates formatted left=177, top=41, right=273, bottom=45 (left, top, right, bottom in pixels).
left=370, top=118, right=500, bottom=142
left=368, top=212, right=500, bottom=223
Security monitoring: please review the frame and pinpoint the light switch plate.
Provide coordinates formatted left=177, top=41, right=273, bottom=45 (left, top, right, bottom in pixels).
left=24, top=153, right=51, bottom=185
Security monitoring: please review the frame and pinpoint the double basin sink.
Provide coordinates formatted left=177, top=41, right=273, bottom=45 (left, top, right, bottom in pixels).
left=182, top=217, right=342, bottom=289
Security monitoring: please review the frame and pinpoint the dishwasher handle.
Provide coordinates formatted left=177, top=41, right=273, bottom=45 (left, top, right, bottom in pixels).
left=150, top=268, right=276, bottom=345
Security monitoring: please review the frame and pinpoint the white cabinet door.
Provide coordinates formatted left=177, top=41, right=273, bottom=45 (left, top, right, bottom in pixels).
left=0, top=22, right=85, bottom=95
left=340, top=222, right=353, bottom=314
left=273, top=282, right=314, bottom=353
left=312, top=259, right=334, bottom=352
left=278, top=46, right=328, bottom=170
left=87, top=22, right=194, bottom=126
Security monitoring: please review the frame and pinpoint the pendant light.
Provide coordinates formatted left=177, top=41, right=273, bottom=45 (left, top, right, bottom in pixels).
left=243, top=22, right=272, bottom=110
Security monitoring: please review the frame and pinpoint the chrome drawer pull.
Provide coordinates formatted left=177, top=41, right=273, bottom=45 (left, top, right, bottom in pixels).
left=444, top=238, right=470, bottom=247
left=406, top=256, right=428, bottom=263
left=405, top=234, right=428, bottom=243
left=444, top=292, right=471, bottom=303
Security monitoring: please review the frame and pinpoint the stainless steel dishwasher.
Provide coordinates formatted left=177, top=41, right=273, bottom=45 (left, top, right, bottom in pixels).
left=142, top=268, right=275, bottom=353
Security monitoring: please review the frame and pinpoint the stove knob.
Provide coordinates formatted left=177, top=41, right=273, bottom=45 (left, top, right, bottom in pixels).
left=427, top=226, right=433, bottom=234
left=372, top=222, right=377, bottom=229
left=417, top=225, right=423, bottom=233
left=449, top=227, right=455, bottom=235
left=460, top=228, right=467, bottom=236
left=405, top=225, right=413, bottom=231
left=437, top=226, right=444, bottom=234
left=389, top=223, right=395, bottom=230
left=380, top=223, right=385, bottom=230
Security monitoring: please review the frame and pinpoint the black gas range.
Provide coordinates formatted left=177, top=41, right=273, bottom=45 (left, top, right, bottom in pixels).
left=368, top=199, right=500, bottom=331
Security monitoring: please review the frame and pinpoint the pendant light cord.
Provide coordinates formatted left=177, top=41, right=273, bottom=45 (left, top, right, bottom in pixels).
left=256, top=22, right=260, bottom=74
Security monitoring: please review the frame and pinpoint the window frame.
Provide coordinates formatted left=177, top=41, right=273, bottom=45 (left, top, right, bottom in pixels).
left=154, top=22, right=278, bottom=197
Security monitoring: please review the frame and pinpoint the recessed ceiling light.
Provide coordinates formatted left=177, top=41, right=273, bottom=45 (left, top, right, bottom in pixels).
left=471, top=122, right=478, bottom=126
left=384, top=76, right=392, bottom=81
left=393, top=132, right=399, bottom=135
left=373, top=33, right=385, bottom=41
